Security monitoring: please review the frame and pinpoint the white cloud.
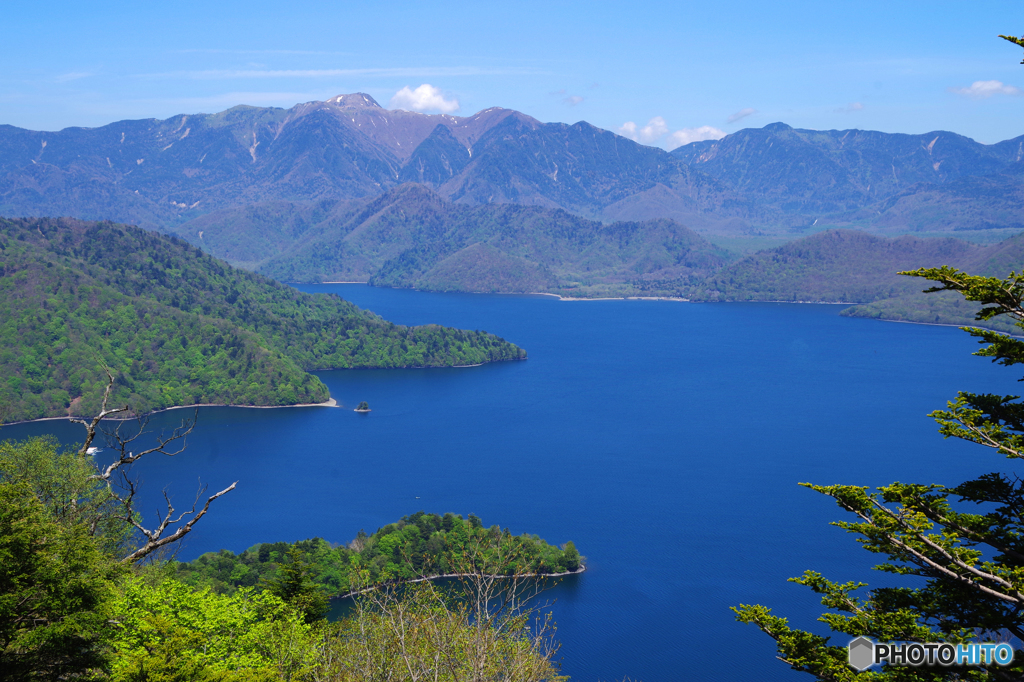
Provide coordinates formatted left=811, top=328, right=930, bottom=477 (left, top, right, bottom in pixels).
left=619, top=116, right=669, bottom=144
left=949, top=80, right=1024, bottom=99
left=727, top=107, right=757, bottom=124
left=833, top=102, right=864, bottom=113
left=563, top=95, right=584, bottom=106
left=389, top=84, right=460, bottom=113
left=667, top=126, right=726, bottom=149
left=620, top=117, right=725, bottom=149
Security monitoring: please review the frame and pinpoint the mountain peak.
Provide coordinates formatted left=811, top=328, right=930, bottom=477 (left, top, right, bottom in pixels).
left=325, top=93, right=382, bottom=109
left=762, top=122, right=792, bottom=133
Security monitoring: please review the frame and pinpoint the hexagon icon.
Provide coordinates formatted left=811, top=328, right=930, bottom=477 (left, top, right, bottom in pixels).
left=848, top=637, right=875, bottom=671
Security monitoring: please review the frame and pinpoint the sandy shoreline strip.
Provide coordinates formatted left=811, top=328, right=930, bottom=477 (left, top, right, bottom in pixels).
left=162, top=398, right=339, bottom=411
left=510, top=291, right=690, bottom=301
left=330, top=565, right=587, bottom=601
left=4, top=398, right=340, bottom=427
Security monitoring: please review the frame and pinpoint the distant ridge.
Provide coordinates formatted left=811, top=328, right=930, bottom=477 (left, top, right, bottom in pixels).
left=673, top=123, right=1024, bottom=234
left=174, top=184, right=728, bottom=298
left=689, top=227, right=1024, bottom=333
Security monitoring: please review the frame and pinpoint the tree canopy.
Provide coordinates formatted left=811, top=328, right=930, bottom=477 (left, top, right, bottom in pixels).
left=0, top=216, right=526, bottom=422
left=735, top=266, right=1024, bottom=680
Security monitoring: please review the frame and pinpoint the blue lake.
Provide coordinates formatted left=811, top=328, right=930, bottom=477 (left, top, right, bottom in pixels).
left=6, top=285, right=1019, bottom=681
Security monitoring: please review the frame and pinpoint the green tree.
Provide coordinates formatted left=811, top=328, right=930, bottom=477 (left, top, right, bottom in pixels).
left=1000, top=33, right=1024, bottom=63
left=263, top=548, right=329, bottom=624
left=560, top=541, right=581, bottom=572
left=0, top=481, right=121, bottom=679
left=110, top=574, right=307, bottom=681
left=735, top=267, right=1024, bottom=680
left=0, top=376, right=240, bottom=678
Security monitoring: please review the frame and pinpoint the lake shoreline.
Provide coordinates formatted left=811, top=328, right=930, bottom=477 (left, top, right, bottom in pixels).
left=2, top=398, right=340, bottom=427
left=317, top=282, right=854, bottom=304
left=3, top=356, right=530, bottom=427
left=329, top=565, right=588, bottom=601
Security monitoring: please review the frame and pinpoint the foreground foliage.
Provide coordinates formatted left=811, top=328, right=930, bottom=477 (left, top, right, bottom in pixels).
left=311, top=580, right=565, bottom=682
left=0, top=431, right=572, bottom=680
left=0, top=481, right=121, bottom=679
left=735, top=266, right=1024, bottom=680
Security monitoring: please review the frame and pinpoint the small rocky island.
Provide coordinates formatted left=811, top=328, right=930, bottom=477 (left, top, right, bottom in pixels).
left=355, top=401, right=371, bottom=413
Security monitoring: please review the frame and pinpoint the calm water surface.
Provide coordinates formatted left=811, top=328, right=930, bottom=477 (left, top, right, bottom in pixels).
left=7, top=286, right=1018, bottom=681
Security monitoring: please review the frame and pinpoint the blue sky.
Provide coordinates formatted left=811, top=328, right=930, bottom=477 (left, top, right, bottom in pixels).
left=3, top=0, right=1023, bottom=145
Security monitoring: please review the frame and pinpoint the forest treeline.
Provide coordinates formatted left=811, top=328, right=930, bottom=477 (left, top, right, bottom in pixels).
left=174, top=511, right=584, bottom=598
left=0, top=216, right=526, bottom=422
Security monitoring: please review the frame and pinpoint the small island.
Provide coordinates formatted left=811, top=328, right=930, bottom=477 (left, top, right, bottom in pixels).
left=355, top=401, right=371, bottom=413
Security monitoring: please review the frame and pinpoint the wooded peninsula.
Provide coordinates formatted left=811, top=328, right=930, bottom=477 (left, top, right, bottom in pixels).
left=0, top=217, right=526, bottom=423
left=173, top=511, right=584, bottom=599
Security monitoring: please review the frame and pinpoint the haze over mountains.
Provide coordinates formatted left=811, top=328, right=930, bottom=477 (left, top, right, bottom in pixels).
left=4, top=92, right=1024, bottom=243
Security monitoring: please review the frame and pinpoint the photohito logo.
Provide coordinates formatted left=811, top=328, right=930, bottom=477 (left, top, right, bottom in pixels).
left=848, top=637, right=1015, bottom=670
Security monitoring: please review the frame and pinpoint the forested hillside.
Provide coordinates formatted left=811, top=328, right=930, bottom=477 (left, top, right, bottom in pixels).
left=0, top=434, right=574, bottom=679
left=692, top=228, right=1024, bottom=332
left=0, top=217, right=525, bottom=422
left=175, top=184, right=727, bottom=297
left=690, top=230, right=983, bottom=302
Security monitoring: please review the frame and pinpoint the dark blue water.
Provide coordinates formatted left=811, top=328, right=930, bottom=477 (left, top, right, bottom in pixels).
left=6, top=286, right=1019, bottom=681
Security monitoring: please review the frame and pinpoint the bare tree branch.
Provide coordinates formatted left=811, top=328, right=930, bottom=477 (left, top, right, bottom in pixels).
left=89, top=410, right=197, bottom=483
left=120, top=480, right=237, bottom=563
left=70, top=369, right=129, bottom=458
left=69, top=370, right=236, bottom=563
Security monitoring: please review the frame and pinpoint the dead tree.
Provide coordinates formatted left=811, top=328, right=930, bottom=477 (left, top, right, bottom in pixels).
left=71, top=370, right=237, bottom=563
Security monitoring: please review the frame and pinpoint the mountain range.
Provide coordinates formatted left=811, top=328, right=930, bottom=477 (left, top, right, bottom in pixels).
left=5, top=93, right=1024, bottom=243
left=0, top=94, right=739, bottom=234
left=673, top=123, right=1024, bottom=235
